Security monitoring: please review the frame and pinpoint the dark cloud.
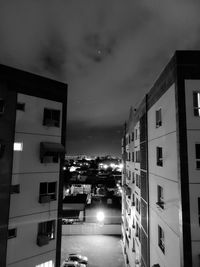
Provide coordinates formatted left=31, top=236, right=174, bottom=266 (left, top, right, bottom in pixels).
left=0, top=0, right=200, bottom=155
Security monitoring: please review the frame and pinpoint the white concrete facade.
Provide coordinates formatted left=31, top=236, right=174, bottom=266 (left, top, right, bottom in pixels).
left=7, top=94, right=62, bottom=267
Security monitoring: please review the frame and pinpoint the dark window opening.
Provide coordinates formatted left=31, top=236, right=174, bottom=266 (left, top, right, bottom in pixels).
left=43, top=108, right=60, bottom=127
left=10, top=184, right=20, bottom=194
left=8, top=228, right=17, bottom=239
left=156, top=147, right=163, bottom=166
left=0, top=99, right=5, bottom=114
left=195, top=144, right=200, bottom=169
left=193, top=91, right=200, bottom=116
left=39, top=182, right=57, bottom=203
left=38, top=220, right=55, bottom=240
left=158, top=225, right=165, bottom=254
left=17, top=102, right=25, bottom=111
left=156, top=108, right=162, bottom=127
left=156, top=185, right=164, bottom=209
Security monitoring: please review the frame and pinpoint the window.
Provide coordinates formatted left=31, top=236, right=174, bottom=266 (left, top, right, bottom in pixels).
left=156, top=147, right=163, bottom=166
left=39, top=182, right=57, bottom=203
left=198, top=198, right=200, bottom=225
left=132, top=172, right=135, bottom=183
left=0, top=99, right=5, bottom=114
left=0, top=143, right=5, bottom=157
left=156, top=108, right=162, bottom=127
left=17, top=102, right=25, bottom=111
left=14, top=142, right=23, bottom=151
left=10, top=184, right=20, bottom=194
left=195, top=144, right=200, bottom=169
left=40, top=142, right=65, bottom=163
left=136, top=151, right=140, bottom=163
left=136, top=174, right=141, bottom=189
left=132, top=152, right=134, bottom=162
left=193, top=91, right=200, bottom=116
left=132, top=193, right=135, bottom=206
left=136, top=198, right=140, bottom=214
left=43, top=108, right=60, bottom=127
left=135, top=129, right=138, bottom=140
left=158, top=225, right=165, bottom=253
left=36, top=261, right=54, bottom=267
left=131, top=132, right=134, bottom=142
left=38, top=220, right=55, bottom=240
left=8, top=228, right=17, bottom=239
left=132, top=238, right=135, bottom=252
left=157, top=185, right=164, bottom=209
left=136, top=223, right=140, bottom=241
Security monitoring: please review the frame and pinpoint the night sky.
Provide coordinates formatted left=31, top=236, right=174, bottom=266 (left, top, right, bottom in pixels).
left=0, top=0, right=200, bottom=156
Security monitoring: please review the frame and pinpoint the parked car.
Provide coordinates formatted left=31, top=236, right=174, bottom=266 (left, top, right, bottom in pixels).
left=62, top=219, right=74, bottom=225
left=61, top=260, right=86, bottom=267
left=67, top=254, right=88, bottom=265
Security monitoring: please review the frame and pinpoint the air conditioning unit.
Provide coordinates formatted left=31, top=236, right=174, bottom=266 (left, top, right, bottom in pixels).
left=37, top=234, right=49, bottom=246
left=39, top=195, right=51, bottom=203
left=135, top=259, right=140, bottom=265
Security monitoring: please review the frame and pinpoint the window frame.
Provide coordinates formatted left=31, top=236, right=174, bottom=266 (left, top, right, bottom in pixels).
left=39, top=182, right=57, bottom=201
left=38, top=220, right=56, bottom=240
left=195, top=143, right=200, bottom=169
left=157, top=185, right=164, bottom=209
left=158, top=225, right=165, bottom=254
left=156, top=108, right=162, bottom=128
left=43, top=108, right=61, bottom=127
left=193, top=91, right=200, bottom=116
left=8, top=228, right=17, bottom=239
left=156, top=147, right=163, bottom=167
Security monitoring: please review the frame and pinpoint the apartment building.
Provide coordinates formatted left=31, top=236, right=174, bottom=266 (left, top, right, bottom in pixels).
left=121, top=51, right=200, bottom=267
left=0, top=65, right=67, bottom=267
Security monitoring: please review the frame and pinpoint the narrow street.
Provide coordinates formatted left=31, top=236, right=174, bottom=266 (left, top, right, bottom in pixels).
left=61, top=235, right=125, bottom=267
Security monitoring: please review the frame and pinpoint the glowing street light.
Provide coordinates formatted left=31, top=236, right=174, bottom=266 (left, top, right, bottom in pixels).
left=96, top=211, right=105, bottom=222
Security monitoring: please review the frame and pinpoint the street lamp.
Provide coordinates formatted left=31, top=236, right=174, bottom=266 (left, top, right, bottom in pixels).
left=96, top=211, right=105, bottom=223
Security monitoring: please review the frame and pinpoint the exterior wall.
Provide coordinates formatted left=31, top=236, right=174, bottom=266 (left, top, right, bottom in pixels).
left=184, top=79, right=200, bottom=267
left=0, top=81, right=17, bottom=267
left=62, top=224, right=121, bottom=236
left=6, top=251, right=55, bottom=267
left=7, top=93, right=63, bottom=266
left=148, top=84, right=181, bottom=267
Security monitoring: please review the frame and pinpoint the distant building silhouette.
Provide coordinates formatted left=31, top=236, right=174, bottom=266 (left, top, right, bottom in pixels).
left=121, top=51, right=200, bottom=267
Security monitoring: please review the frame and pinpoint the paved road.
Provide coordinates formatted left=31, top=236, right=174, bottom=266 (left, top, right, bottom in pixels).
left=61, top=235, right=125, bottom=267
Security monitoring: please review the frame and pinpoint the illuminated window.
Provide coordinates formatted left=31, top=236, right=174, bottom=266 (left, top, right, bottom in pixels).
left=36, top=260, right=54, bottom=267
left=156, top=108, right=162, bottom=128
left=193, top=91, right=200, bottom=116
left=14, top=142, right=23, bottom=151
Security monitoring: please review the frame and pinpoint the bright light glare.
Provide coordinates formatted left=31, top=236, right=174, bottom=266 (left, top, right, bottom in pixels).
left=14, top=142, right=23, bottom=151
left=69, top=166, right=77, bottom=172
left=63, top=166, right=67, bottom=170
left=119, top=163, right=123, bottom=169
left=96, top=211, right=105, bottom=222
left=110, top=163, right=116, bottom=168
left=103, top=164, right=108, bottom=169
